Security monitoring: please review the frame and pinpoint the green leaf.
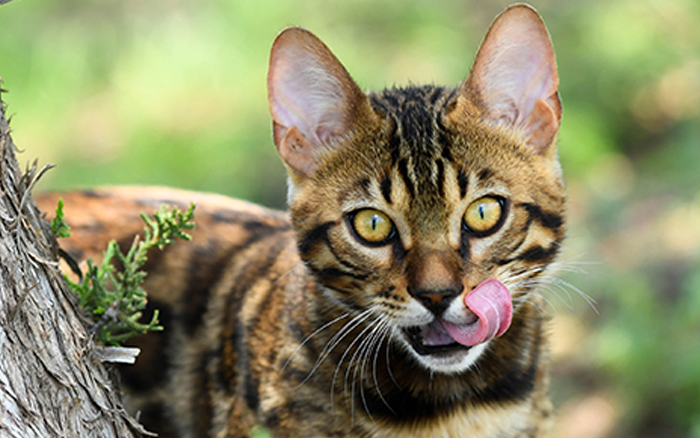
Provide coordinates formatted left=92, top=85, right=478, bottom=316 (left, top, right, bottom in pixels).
left=49, top=198, right=72, bottom=238
left=64, top=202, right=196, bottom=345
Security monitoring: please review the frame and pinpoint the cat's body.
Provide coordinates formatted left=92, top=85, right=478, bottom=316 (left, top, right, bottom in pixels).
left=37, top=5, right=565, bottom=437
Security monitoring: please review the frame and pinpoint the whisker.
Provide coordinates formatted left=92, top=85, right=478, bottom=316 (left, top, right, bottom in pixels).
left=282, top=312, right=350, bottom=372
left=551, top=277, right=598, bottom=314
left=371, top=322, right=396, bottom=415
left=501, top=262, right=549, bottom=279
left=502, top=264, right=549, bottom=287
left=331, top=314, right=381, bottom=422
left=527, top=280, right=575, bottom=309
left=385, top=331, right=401, bottom=390
left=274, top=260, right=307, bottom=285
left=501, top=259, right=594, bottom=288
left=499, top=254, right=596, bottom=321
left=514, top=275, right=598, bottom=314
left=301, top=308, right=376, bottom=387
left=512, top=291, right=558, bottom=318
left=354, top=318, right=390, bottom=422
left=345, top=319, right=379, bottom=409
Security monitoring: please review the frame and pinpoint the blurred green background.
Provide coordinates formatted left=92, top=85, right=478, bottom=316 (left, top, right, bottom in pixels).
left=2, top=0, right=700, bottom=437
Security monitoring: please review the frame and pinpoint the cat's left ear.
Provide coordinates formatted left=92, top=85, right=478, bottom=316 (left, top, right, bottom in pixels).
left=451, top=4, right=561, bottom=156
left=268, top=27, right=375, bottom=179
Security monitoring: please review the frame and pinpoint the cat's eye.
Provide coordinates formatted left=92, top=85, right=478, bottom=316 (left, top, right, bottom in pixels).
left=350, top=209, right=395, bottom=245
left=464, top=196, right=505, bottom=236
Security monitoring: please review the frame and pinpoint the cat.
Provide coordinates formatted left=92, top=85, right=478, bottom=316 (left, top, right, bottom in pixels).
left=37, top=4, right=565, bottom=437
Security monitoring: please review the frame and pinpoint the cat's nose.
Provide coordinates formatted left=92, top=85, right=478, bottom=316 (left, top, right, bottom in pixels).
left=410, top=287, right=463, bottom=315
left=405, top=247, right=464, bottom=315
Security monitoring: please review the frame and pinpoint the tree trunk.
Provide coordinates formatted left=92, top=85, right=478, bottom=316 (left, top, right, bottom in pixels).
left=0, top=86, right=148, bottom=436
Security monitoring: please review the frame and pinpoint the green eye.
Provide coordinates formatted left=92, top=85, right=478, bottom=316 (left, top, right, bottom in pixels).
left=351, top=209, right=394, bottom=244
left=464, top=197, right=504, bottom=235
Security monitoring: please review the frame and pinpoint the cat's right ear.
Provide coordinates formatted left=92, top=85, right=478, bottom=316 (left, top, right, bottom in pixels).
left=268, top=27, right=372, bottom=179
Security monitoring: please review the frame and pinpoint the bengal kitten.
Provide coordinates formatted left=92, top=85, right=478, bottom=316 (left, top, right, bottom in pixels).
left=38, top=4, right=565, bottom=437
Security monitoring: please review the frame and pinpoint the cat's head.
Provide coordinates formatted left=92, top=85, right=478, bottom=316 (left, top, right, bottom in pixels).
left=268, top=4, right=564, bottom=374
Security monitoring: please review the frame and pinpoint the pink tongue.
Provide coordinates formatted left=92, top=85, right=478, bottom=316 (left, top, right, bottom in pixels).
left=441, top=279, right=513, bottom=347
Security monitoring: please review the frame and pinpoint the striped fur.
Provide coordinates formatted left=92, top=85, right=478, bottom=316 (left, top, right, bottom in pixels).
left=37, top=5, right=565, bottom=437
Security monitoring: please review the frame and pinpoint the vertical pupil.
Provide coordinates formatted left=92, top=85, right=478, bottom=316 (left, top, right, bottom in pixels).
left=478, top=204, right=485, bottom=220
left=371, top=214, right=378, bottom=230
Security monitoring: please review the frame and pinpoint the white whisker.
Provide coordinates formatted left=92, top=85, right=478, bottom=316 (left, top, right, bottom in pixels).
left=385, top=332, right=401, bottom=390
left=282, top=312, right=349, bottom=372
left=371, top=322, right=396, bottom=415
left=354, top=318, right=390, bottom=422
left=274, top=260, right=307, bottom=285
left=345, top=319, right=378, bottom=410
left=331, top=312, right=381, bottom=422
left=512, top=291, right=558, bottom=318
left=300, top=307, right=376, bottom=387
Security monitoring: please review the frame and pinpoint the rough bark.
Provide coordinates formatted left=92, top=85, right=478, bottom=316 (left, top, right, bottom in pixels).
left=0, top=86, right=149, bottom=436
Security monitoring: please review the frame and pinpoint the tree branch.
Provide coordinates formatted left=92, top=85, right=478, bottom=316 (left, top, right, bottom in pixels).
left=0, top=82, right=151, bottom=437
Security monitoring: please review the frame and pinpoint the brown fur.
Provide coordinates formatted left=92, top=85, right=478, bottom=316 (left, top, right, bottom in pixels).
left=36, top=5, right=565, bottom=437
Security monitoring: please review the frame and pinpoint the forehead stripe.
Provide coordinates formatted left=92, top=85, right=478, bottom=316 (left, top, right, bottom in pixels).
left=457, top=170, right=469, bottom=199
left=397, top=158, right=415, bottom=198
left=380, top=176, right=393, bottom=205
left=478, top=168, right=492, bottom=182
left=436, top=159, right=445, bottom=197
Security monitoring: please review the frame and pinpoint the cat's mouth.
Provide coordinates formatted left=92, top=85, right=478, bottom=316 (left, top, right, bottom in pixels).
left=403, top=318, right=477, bottom=356
left=403, top=279, right=514, bottom=356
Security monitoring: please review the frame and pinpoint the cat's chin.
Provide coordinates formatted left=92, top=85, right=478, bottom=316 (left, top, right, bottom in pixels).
left=397, top=326, right=489, bottom=374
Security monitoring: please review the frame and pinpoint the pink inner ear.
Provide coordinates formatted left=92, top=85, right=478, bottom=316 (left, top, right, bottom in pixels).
left=269, top=51, right=347, bottom=147
left=277, top=125, right=319, bottom=176
left=268, top=27, right=369, bottom=177
left=523, top=98, right=559, bottom=152
left=268, top=28, right=359, bottom=149
left=465, top=5, right=560, bottom=150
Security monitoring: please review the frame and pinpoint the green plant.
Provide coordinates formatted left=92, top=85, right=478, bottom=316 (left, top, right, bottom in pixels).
left=54, top=200, right=195, bottom=344
left=49, top=198, right=72, bottom=238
